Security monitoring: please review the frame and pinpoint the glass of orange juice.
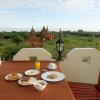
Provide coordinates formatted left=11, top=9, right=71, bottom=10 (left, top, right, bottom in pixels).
left=35, top=60, right=40, bottom=70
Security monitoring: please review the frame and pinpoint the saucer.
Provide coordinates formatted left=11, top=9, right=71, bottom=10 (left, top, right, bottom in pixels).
left=25, top=69, right=40, bottom=76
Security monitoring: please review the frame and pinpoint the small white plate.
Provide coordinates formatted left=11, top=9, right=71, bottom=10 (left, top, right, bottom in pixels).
left=25, top=69, right=40, bottom=76
left=41, top=71, right=65, bottom=82
left=5, top=73, right=23, bottom=81
left=18, top=77, right=37, bottom=86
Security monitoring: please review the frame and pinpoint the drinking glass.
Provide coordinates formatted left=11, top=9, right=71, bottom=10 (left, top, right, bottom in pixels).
left=35, top=61, right=40, bottom=70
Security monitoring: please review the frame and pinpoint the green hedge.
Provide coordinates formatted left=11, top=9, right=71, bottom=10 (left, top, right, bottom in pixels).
left=1, top=43, right=29, bottom=61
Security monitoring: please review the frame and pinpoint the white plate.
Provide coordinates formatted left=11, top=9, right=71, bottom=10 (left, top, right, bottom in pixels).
left=25, top=69, right=40, bottom=76
left=18, top=77, right=37, bottom=86
left=5, top=73, right=23, bottom=81
left=41, top=71, right=65, bottom=82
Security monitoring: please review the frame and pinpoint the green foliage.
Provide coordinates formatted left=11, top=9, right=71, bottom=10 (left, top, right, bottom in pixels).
left=3, top=35, right=10, bottom=39
left=1, top=31, right=100, bottom=61
left=42, top=35, right=100, bottom=60
left=0, top=32, right=5, bottom=39
left=11, top=35, right=24, bottom=45
left=0, top=31, right=28, bottom=40
left=1, top=44, right=28, bottom=61
left=19, top=32, right=29, bottom=40
left=87, top=37, right=94, bottom=42
left=0, top=42, right=5, bottom=46
left=35, top=32, right=40, bottom=37
left=47, top=42, right=54, bottom=45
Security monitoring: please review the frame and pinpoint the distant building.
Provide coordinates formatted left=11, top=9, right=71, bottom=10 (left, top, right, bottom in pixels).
left=27, top=26, right=54, bottom=47
left=28, top=27, right=41, bottom=47
left=40, top=26, right=53, bottom=42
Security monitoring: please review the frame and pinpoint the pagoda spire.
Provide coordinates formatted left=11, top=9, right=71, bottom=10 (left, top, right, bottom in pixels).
left=31, top=26, right=34, bottom=31
left=46, top=25, right=49, bottom=33
left=43, top=26, right=45, bottom=30
left=31, top=26, right=35, bottom=35
left=59, top=28, right=62, bottom=38
left=46, top=25, right=48, bottom=29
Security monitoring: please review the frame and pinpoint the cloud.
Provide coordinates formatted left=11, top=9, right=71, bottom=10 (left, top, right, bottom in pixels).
left=0, top=0, right=100, bottom=18
left=0, top=0, right=100, bottom=12
left=0, top=0, right=28, bottom=9
left=0, top=12, right=15, bottom=17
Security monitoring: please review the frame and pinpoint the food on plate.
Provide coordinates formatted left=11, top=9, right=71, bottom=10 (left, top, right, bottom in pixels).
left=7, top=73, right=20, bottom=80
left=25, top=69, right=40, bottom=76
left=47, top=74, right=57, bottom=79
left=20, top=76, right=31, bottom=83
left=39, top=82, right=45, bottom=86
left=30, top=71, right=34, bottom=75
left=18, top=76, right=36, bottom=86
left=33, top=80, right=47, bottom=91
left=41, top=71, right=65, bottom=82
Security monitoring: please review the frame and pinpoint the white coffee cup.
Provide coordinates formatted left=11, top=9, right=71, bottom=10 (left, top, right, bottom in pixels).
left=48, top=63, right=57, bottom=69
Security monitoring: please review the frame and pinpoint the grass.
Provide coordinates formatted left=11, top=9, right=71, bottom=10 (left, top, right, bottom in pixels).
left=1, top=34, right=100, bottom=60
left=43, top=35, right=100, bottom=59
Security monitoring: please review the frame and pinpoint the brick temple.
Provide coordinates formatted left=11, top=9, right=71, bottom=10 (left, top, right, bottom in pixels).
left=40, top=26, right=53, bottom=41
left=28, top=26, right=54, bottom=47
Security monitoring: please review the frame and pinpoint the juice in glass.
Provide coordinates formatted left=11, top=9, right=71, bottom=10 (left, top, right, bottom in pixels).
left=35, top=61, right=40, bottom=70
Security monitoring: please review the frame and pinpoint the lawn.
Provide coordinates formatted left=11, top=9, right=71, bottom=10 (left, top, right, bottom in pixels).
left=43, top=35, right=100, bottom=59
left=0, top=32, right=100, bottom=60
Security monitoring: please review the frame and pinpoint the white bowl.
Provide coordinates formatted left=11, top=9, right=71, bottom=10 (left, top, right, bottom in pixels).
left=32, top=80, right=47, bottom=91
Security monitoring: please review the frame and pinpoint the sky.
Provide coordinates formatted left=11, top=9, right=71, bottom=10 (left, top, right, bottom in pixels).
left=0, top=0, right=100, bottom=31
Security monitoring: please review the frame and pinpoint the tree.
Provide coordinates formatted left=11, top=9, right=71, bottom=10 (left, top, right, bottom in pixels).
left=11, top=35, right=24, bottom=45
left=1, top=44, right=28, bottom=61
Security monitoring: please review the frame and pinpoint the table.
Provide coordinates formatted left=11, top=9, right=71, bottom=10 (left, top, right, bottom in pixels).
left=0, top=61, right=75, bottom=100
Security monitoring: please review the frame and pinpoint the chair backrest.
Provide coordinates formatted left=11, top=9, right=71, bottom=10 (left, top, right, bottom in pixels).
left=13, top=48, right=53, bottom=61
left=61, top=48, right=100, bottom=84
